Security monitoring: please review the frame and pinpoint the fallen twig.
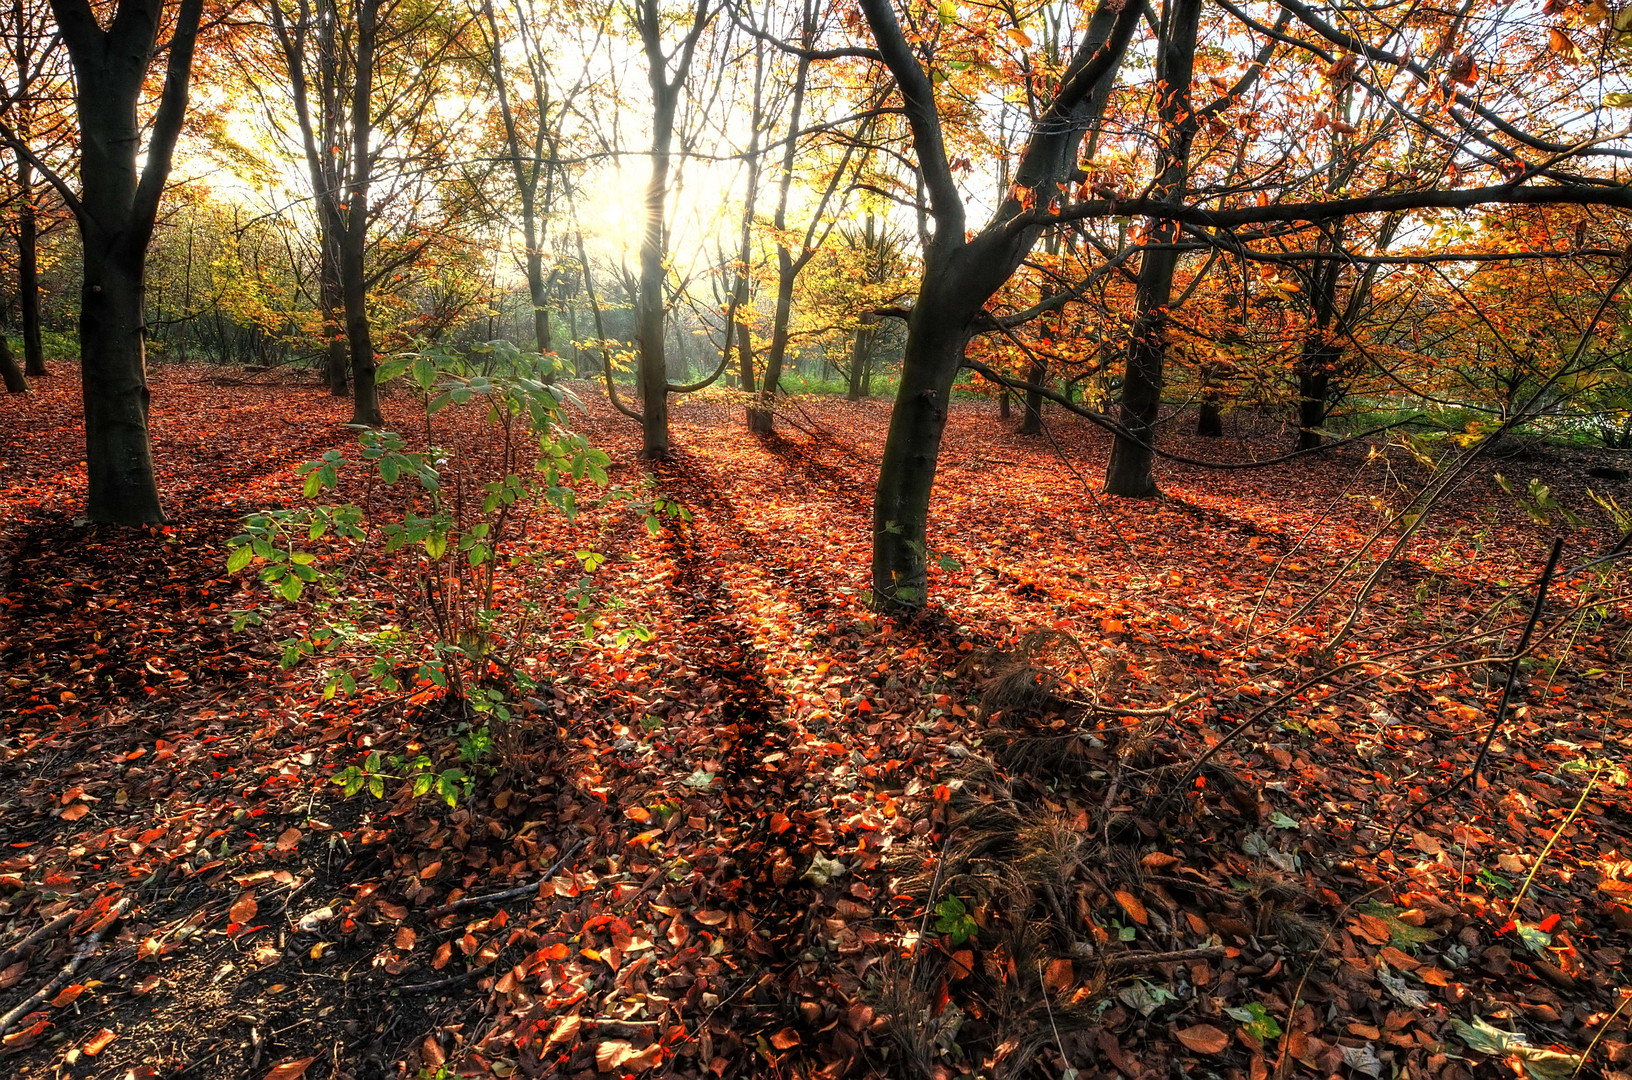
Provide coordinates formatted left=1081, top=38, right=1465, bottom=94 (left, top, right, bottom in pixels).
left=0, top=910, right=78, bottom=972
left=430, top=838, right=586, bottom=917
left=0, top=897, right=130, bottom=1038
left=1104, top=946, right=1226, bottom=969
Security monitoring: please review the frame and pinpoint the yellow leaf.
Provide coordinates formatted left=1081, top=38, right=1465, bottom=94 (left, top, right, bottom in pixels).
left=1007, top=27, right=1032, bottom=47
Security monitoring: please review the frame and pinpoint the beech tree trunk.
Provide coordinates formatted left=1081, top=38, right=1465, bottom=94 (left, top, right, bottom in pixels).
left=321, top=236, right=348, bottom=396
left=0, top=334, right=26, bottom=393
left=1197, top=400, right=1222, bottom=436
left=17, top=156, right=45, bottom=376
left=1295, top=343, right=1333, bottom=450
left=859, top=0, right=1137, bottom=608
left=846, top=325, right=874, bottom=401
left=1018, top=355, right=1046, bottom=435
left=342, top=0, right=382, bottom=428
left=1103, top=0, right=1203, bottom=497
left=635, top=125, right=672, bottom=457
left=52, top=0, right=204, bottom=524
left=871, top=263, right=981, bottom=605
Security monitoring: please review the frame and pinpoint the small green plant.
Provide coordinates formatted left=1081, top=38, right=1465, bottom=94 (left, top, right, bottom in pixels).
left=332, top=750, right=473, bottom=808
left=1226, top=1001, right=1283, bottom=1041
left=933, top=896, right=978, bottom=945
left=227, top=342, right=616, bottom=806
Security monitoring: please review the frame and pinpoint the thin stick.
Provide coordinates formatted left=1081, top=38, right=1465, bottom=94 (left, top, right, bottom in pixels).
left=430, top=838, right=585, bottom=917
left=0, top=898, right=130, bottom=1037
left=1508, top=763, right=1603, bottom=921
left=0, top=910, right=78, bottom=972
left=912, top=831, right=957, bottom=964
left=1383, top=537, right=1565, bottom=851
left=1105, top=946, right=1226, bottom=969
left=1573, top=988, right=1632, bottom=1080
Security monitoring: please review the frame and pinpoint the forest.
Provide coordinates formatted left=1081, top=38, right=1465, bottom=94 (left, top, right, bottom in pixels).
left=3, top=0, right=1632, bottom=1077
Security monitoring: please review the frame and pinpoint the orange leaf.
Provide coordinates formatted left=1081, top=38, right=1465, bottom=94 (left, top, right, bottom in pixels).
left=770, top=1027, right=800, bottom=1050
left=948, top=949, right=974, bottom=982
left=60, top=804, right=89, bottom=822
left=432, top=941, right=452, bottom=970
left=229, top=893, right=258, bottom=925
left=276, top=828, right=302, bottom=852
left=82, top=1028, right=117, bottom=1056
left=1114, top=890, right=1148, bottom=925
left=543, top=1013, right=581, bottom=1053
left=263, top=1057, right=318, bottom=1080
left=1042, top=958, right=1074, bottom=994
left=51, top=984, right=90, bottom=1008
left=1176, top=1024, right=1230, bottom=1054
left=395, top=926, right=417, bottom=951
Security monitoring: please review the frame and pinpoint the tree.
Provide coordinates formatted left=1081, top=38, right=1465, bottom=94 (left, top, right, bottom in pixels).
left=854, top=0, right=1632, bottom=607
left=260, top=0, right=470, bottom=425
left=470, top=0, right=588, bottom=359
left=0, top=0, right=206, bottom=523
left=629, top=0, right=713, bottom=459
left=0, top=0, right=71, bottom=378
left=856, top=0, right=1139, bottom=606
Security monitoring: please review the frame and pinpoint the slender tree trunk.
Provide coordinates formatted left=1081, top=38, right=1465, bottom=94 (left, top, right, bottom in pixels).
left=1018, top=355, right=1046, bottom=435
left=320, top=234, right=348, bottom=395
left=16, top=156, right=45, bottom=376
left=748, top=259, right=795, bottom=433
left=1197, top=399, right=1222, bottom=436
left=341, top=225, right=381, bottom=425
left=846, top=324, right=873, bottom=401
left=0, top=333, right=26, bottom=393
left=737, top=316, right=755, bottom=396
left=343, top=0, right=382, bottom=428
left=999, top=387, right=1011, bottom=418
left=634, top=72, right=678, bottom=457
left=1103, top=0, right=1203, bottom=496
left=871, top=264, right=977, bottom=605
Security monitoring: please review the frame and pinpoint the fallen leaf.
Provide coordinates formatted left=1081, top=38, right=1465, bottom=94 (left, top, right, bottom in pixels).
left=1114, top=889, right=1148, bottom=925
left=263, top=1057, right=318, bottom=1080
left=1176, top=1025, right=1230, bottom=1054
left=229, top=892, right=258, bottom=925
left=82, top=1028, right=116, bottom=1055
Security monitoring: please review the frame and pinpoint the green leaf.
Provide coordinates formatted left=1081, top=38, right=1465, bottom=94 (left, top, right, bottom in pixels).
left=279, top=574, right=304, bottom=602
left=412, top=357, right=436, bottom=390
left=227, top=545, right=254, bottom=574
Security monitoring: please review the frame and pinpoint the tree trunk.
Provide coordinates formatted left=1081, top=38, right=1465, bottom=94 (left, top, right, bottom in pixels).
left=343, top=0, right=382, bottom=428
left=1102, top=0, right=1202, bottom=497
left=1018, top=355, right=1046, bottom=435
left=16, top=155, right=45, bottom=376
left=1197, top=400, right=1222, bottom=436
left=81, top=247, right=164, bottom=522
left=846, top=325, right=873, bottom=401
left=341, top=224, right=381, bottom=426
left=748, top=254, right=795, bottom=433
left=0, top=333, right=26, bottom=393
left=871, top=266, right=975, bottom=606
left=635, top=78, right=676, bottom=458
left=998, top=387, right=1010, bottom=418
left=1295, top=344, right=1332, bottom=450
left=321, top=235, right=348, bottom=396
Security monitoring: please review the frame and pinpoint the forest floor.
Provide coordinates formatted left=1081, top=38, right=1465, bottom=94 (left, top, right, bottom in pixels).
left=1, top=363, right=1631, bottom=1080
